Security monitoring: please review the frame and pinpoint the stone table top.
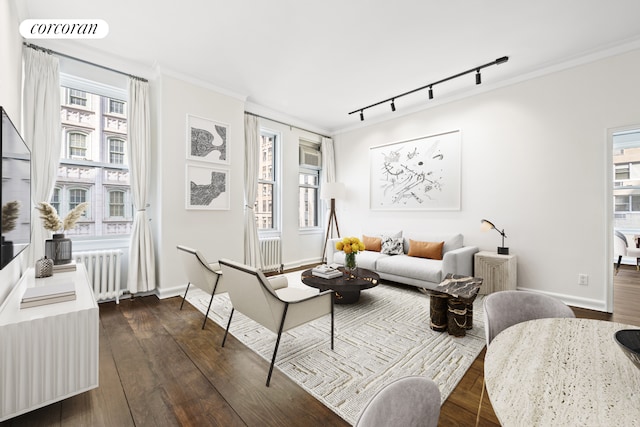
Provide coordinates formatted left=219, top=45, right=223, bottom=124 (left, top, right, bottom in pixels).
left=485, top=318, right=640, bottom=427
left=432, top=274, right=483, bottom=300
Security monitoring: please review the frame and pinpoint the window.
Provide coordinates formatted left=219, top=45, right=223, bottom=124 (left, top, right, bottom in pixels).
left=56, top=79, right=131, bottom=238
left=109, top=190, right=125, bottom=217
left=69, top=89, right=87, bottom=106
left=299, top=170, right=320, bottom=227
left=109, top=99, right=124, bottom=114
left=256, top=130, right=278, bottom=231
left=68, top=132, right=87, bottom=157
left=109, top=138, right=125, bottom=164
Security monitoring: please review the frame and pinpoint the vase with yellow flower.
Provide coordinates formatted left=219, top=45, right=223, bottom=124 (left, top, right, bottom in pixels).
left=335, top=236, right=365, bottom=278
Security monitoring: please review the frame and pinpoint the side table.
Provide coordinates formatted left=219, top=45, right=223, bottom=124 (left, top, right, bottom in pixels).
left=428, top=274, right=483, bottom=337
left=474, top=251, right=517, bottom=295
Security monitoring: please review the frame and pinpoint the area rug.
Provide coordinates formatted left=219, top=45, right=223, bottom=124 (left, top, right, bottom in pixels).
left=185, top=272, right=486, bottom=425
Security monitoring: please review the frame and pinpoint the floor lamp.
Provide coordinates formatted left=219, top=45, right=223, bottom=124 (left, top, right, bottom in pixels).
left=321, top=182, right=346, bottom=263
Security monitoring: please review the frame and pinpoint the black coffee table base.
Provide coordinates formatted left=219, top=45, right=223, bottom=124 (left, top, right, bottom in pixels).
left=333, top=288, right=360, bottom=304
left=301, top=267, right=380, bottom=304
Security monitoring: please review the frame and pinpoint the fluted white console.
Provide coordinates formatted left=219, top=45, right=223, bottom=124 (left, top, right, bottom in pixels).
left=0, top=265, right=99, bottom=421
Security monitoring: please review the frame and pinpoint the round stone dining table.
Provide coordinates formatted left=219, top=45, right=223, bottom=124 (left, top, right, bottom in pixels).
left=484, top=317, right=640, bottom=426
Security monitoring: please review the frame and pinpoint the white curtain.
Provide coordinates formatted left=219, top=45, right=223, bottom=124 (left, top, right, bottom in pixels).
left=22, top=47, right=61, bottom=264
left=321, top=137, right=338, bottom=237
left=244, top=114, right=262, bottom=268
left=127, top=78, right=156, bottom=293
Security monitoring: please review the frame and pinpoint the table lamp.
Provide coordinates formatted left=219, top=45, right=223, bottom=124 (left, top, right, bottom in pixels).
left=481, top=219, right=509, bottom=255
left=321, top=182, right=346, bottom=262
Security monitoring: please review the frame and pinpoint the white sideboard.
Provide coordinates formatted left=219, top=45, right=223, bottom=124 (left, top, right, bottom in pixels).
left=0, top=264, right=99, bottom=421
left=474, top=251, right=517, bottom=295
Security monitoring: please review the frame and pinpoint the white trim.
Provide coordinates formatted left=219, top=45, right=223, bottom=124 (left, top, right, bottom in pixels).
left=60, top=73, right=127, bottom=100
left=516, top=286, right=607, bottom=313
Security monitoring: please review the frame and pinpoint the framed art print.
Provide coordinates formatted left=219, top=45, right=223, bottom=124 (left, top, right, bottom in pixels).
left=369, top=130, right=461, bottom=210
left=185, top=164, right=230, bottom=210
left=186, top=114, right=229, bottom=164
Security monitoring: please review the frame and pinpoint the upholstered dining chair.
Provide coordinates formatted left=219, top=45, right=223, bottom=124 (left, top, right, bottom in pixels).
left=355, top=376, right=441, bottom=427
left=613, top=230, right=640, bottom=274
left=176, top=245, right=226, bottom=329
left=218, top=258, right=334, bottom=386
left=483, top=290, right=575, bottom=346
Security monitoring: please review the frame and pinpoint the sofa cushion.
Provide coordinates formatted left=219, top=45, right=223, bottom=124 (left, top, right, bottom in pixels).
left=376, top=254, right=442, bottom=284
left=381, top=236, right=404, bottom=255
left=333, top=250, right=388, bottom=270
left=362, top=235, right=382, bottom=252
left=403, top=233, right=463, bottom=255
left=408, top=239, right=444, bottom=260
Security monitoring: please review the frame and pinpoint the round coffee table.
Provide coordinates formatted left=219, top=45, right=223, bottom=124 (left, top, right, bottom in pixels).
left=301, top=267, right=380, bottom=304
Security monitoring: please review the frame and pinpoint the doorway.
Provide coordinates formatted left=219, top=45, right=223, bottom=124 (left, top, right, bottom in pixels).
left=611, top=126, right=640, bottom=326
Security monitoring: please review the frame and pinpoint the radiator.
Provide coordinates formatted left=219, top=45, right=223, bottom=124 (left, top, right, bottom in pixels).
left=260, top=237, right=283, bottom=273
left=74, top=250, right=124, bottom=304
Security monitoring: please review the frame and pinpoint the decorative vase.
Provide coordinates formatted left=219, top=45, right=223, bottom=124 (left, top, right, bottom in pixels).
left=1, top=236, right=14, bottom=269
left=45, top=233, right=73, bottom=265
left=344, top=252, right=357, bottom=278
left=35, top=256, right=54, bottom=278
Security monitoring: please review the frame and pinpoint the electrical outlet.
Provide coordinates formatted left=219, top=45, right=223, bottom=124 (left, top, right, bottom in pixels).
left=578, top=274, right=589, bottom=286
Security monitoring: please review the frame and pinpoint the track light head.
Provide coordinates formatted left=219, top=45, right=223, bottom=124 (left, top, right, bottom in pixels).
left=360, top=110, right=364, bottom=121
left=428, top=86, right=433, bottom=99
left=475, top=69, right=481, bottom=85
left=496, top=56, right=509, bottom=65
left=391, top=100, right=396, bottom=112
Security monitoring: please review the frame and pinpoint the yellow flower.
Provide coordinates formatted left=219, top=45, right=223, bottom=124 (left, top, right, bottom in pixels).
left=343, top=244, right=353, bottom=254
left=336, top=236, right=364, bottom=254
left=336, top=241, right=344, bottom=251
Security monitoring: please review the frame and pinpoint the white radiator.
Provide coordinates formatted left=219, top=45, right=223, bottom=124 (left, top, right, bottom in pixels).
left=260, top=237, right=283, bottom=273
left=74, top=250, right=124, bottom=304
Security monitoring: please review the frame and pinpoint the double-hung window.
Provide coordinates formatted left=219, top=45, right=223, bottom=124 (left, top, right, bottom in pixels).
left=256, top=129, right=279, bottom=232
left=298, top=142, right=321, bottom=229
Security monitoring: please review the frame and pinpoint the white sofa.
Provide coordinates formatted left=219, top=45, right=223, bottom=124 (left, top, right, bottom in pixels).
left=326, top=233, right=478, bottom=291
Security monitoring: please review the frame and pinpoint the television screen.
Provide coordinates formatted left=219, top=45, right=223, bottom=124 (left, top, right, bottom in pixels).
left=1, top=106, right=31, bottom=269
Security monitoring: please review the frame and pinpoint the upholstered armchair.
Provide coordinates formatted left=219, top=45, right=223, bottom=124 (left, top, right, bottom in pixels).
left=177, top=245, right=226, bottom=329
left=613, top=231, right=640, bottom=274
left=218, top=258, right=334, bottom=386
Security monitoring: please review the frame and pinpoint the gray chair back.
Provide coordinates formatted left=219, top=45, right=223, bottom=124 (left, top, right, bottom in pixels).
left=356, top=376, right=441, bottom=427
left=483, top=290, right=575, bottom=345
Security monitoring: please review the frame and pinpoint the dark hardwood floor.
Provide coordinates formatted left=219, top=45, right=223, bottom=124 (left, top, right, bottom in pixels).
left=0, top=274, right=629, bottom=427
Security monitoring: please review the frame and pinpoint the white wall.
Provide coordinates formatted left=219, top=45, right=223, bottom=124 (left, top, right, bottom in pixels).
left=333, top=49, right=640, bottom=311
left=154, top=74, right=246, bottom=297
left=0, top=0, right=28, bottom=304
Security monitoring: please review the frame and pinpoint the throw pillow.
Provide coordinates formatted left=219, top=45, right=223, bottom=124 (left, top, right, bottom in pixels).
left=381, top=236, right=404, bottom=255
left=408, top=239, right=444, bottom=260
left=362, top=235, right=382, bottom=252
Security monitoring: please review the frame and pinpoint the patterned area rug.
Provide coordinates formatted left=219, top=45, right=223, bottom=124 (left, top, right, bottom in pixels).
left=186, top=272, right=486, bottom=425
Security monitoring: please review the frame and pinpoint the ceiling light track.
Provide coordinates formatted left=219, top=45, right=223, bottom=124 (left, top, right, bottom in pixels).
left=348, top=56, right=508, bottom=120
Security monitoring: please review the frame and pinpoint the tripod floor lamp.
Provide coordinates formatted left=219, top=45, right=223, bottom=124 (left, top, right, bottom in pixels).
left=321, top=182, right=346, bottom=262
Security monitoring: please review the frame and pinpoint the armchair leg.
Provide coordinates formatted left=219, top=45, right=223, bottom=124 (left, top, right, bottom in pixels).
left=330, top=300, right=334, bottom=350
left=267, top=303, right=289, bottom=387
left=222, top=308, right=235, bottom=347
left=180, top=282, right=191, bottom=310
left=616, top=256, right=622, bottom=275
left=202, top=275, right=221, bottom=329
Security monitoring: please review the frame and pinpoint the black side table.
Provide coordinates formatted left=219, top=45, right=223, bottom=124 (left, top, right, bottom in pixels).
left=427, top=274, right=483, bottom=337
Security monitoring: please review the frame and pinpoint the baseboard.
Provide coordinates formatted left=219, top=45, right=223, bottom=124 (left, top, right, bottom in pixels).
left=517, top=286, right=609, bottom=313
left=156, top=283, right=187, bottom=300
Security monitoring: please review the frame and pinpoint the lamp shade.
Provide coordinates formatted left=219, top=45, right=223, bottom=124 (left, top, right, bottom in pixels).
left=321, top=182, right=346, bottom=200
left=480, top=219, right=496, bottom=232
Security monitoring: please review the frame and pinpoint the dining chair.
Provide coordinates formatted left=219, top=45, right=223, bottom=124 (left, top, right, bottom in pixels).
left=483, top=290, right=575, bottom=346
left=613, top=230, right=640, bottom=274
left=476, top=290, right=576, bottom=426
left=355, top=376, right=441, bottom=427
left=176, top=245, right=226, bottom=329
left=218, top=258, right=334, bottom=386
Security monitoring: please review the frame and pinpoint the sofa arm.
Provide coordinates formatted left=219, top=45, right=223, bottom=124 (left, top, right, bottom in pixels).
left=442, top=246, right=479, bottom=277
left=325, top=238, right=342, bottom=264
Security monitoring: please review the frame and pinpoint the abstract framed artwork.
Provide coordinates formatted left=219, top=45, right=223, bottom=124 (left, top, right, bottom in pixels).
left=369, top=130, right=461, bottom=210
left=185, top=164, right=230, bottom=210
left=186, top=114, right=229, bottom=164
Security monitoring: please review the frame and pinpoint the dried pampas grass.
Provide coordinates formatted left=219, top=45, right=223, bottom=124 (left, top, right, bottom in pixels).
left=36, top=202, right=63, bottom=232
left=1, top=200, right=21, bottom=232
left=62, top=202, right=89, bottom=231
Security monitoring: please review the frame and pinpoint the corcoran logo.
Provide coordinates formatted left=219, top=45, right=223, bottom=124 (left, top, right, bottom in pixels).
left=20, top=19, right=109, bottom=39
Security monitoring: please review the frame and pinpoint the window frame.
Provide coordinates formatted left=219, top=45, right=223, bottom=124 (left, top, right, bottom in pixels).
left=256, top=128, right=281, bottom=236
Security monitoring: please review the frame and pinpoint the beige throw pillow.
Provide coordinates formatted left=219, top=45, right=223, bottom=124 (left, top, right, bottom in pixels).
left=408, top=239, right=444, bottom=260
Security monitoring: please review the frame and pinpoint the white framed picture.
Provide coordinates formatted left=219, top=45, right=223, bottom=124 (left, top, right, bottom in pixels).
left=186, top=114, right=229, bottom=164
left=185, top=164, right=230, bottom=210
left=369, top=130, right=461, bottom=210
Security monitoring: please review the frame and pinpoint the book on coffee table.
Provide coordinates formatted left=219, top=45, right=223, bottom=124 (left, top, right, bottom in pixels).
left=312, top=265, right=342, bottom=279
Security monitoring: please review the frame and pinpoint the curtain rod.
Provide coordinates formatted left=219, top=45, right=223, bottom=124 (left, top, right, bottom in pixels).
left=244, top=111, right=330, bottom=139
left=23, top=42, right=148, bottom=82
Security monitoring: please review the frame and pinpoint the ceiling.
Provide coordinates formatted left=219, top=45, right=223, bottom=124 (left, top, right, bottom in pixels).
left=17, top=0, right=640, bottom=133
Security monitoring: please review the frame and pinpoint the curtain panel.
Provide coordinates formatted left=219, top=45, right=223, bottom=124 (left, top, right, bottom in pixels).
left=127, top=78, right=156, bottom=293
left=22, top=47, right=61, bottom=264
left=243, top=114, right=262, bottom=268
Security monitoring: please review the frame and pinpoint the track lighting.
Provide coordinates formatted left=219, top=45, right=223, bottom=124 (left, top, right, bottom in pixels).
left=349, top=56, right=509, bottom=120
